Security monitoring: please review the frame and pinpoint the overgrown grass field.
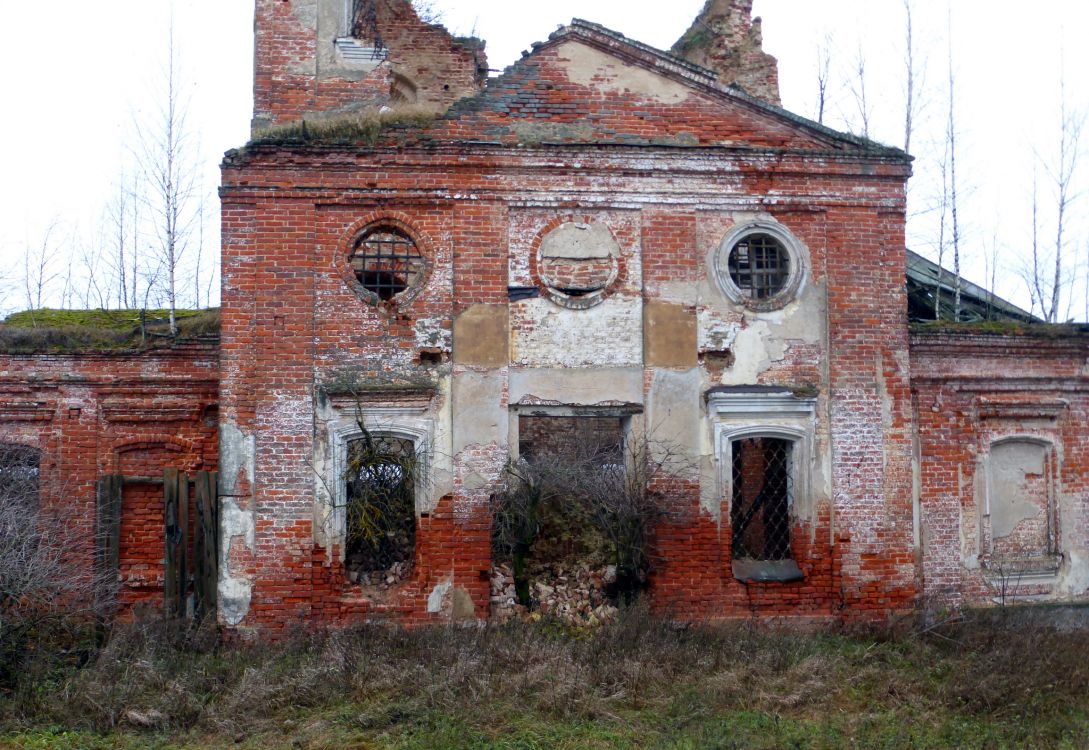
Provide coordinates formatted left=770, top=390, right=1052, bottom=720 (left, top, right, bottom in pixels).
left=2, top=608, right=1088, bottom=749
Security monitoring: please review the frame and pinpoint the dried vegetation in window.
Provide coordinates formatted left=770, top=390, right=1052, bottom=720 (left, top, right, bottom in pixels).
left=342, top=431, right=418, bottom=588
left=490, top=419, right=692, bottom=625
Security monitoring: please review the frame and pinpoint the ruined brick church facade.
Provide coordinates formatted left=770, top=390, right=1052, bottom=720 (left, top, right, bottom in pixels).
left=3, top=0, right=1088, bottom=632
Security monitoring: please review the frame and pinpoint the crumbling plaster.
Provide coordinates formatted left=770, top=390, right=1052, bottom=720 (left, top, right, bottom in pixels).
left=217, top=420, right=257, bottom=627
left=558, top=41, right=693, bottom=104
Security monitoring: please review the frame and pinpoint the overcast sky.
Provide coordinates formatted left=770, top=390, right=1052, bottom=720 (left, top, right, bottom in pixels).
left=0, top=1, right=1086, bottom=317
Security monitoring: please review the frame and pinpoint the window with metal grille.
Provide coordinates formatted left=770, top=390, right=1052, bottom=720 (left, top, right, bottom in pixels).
left=344, top=434, right=416, bottom=586
left=727, top=233, right=791, bottom=301
left=730, top=436, right=793, bottom=560
left=349, top=227, right=425, bottom=302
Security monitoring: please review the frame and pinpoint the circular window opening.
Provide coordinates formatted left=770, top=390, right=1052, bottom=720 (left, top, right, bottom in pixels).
left=715, top=223, right=806, bottom=311
left=727, top=233, right=790, bottom=301
left=536, top=221, right=620, bottom=309
left=349, top=227, right=425, bottom=302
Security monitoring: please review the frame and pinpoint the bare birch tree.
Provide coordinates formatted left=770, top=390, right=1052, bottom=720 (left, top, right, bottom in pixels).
left=849, top=44, right=871, bottom=139
left=21, top=220, right=63, bottom=323
left=903, top=0, right=918, bottom=154
left=945, top=11, right=962, bottom=321
left=1023, top=56, right=1085, bottom=323
left=136, top=5, right=199, bottom=335
left=815, top=34, right=833, bottom=126
left=1043, top=66, right=1084, bottom=322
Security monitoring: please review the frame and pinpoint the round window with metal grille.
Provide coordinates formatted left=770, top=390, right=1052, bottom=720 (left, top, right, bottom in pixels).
left=714, top=223, right=806, bottom=311
left=348, top=226, right=426, bottom=303
left=727, top=233, right=790, bottom=301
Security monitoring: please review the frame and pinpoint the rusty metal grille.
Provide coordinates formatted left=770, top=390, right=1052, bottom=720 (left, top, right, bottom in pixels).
left=727, top=233, right=790, bottom=300
left=349, top=228, right=424, bottom=301
left=730, top=437, right=793, bottom=560
left=344, top=436, right=416, bottom=583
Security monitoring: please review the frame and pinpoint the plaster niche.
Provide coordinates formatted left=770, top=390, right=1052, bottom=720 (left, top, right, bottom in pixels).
left=535, top=220, right=620, bottom=309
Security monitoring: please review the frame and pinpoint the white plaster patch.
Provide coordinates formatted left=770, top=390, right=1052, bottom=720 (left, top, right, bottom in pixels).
left=218, top=576, right=253, bottom=627
left=218, top=496, right=256, bottom=627
left=558, top=41, right=692, bottom=103
left=1059, top=549, right=1089, bottom=596
left=511, top=295, right=642, bottom=367
left=414, top=318, right=452, bottom=352
left=218, top=421, right=255, bottom=496
left=509, top=367, right=644, bottom=406
left=719, top=320, right=783, bottom=384
left=698, top=307, right=741, bottom=352
left=427, top=580, right=452, bottom=613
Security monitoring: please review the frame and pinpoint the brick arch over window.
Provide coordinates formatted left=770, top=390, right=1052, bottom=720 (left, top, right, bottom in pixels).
left=111, top=436, right=202, bottom=476
left=337, top=212, right=435, bottom=310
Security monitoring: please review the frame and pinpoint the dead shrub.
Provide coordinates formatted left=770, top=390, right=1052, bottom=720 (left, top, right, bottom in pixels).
left=491, top=433, right=695, bottom=611
left=0, top=443, right=116, bottom=688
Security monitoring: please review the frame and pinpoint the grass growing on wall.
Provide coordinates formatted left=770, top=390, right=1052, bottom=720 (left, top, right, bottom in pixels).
left=0, top=309, right=219, bottom=353
left=248, top=108, right=437, bottom=148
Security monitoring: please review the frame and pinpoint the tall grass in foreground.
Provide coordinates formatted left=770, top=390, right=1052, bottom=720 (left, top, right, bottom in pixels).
left=2, top=607, right=1088, bottom=749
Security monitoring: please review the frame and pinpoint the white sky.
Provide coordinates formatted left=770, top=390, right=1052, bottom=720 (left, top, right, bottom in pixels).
left=0, top=1, right=1087, bottom=318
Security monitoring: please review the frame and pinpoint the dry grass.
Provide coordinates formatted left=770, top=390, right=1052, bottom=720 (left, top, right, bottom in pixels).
left=248, top=107, right=437, bottom=148
left=1, top=607, right=1088, bottom=748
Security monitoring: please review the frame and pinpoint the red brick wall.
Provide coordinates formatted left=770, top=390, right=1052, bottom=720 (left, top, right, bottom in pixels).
left=253, top=0, right=485, bottom=129
left=220, top=130, right=914, bottom=627
left=0, top=344, right=219, bottom=617
left=214, top=15, right=927, bottom=630
left=911, top=329, right=1089, bottom=606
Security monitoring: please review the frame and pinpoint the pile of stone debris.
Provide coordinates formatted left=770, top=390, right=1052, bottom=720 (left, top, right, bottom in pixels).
left=490, top=561, right=619, bottom=625
left=350, top=559, right=412, bottom=588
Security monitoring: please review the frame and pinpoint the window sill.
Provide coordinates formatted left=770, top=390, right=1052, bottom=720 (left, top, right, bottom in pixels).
left=733, top=558, right=804, bottom=583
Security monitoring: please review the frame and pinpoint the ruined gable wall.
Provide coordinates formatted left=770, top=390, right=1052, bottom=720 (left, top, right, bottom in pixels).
left=253, top=0, right=485, bottom=129
left=671, top=0, right=780, bottom=105
left=221, top=127, right=912, bottom=627
left=0, top=345, right=219, bottom=615
left=911, top=330, right=1089, bottom=607
left=437, top=39, right=812, bottom=148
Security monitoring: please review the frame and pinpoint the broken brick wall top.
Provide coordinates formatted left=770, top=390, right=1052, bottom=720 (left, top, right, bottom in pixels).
left=252, top=0, right=487, bottom=129
left=672, top=0, right=780, bottom=105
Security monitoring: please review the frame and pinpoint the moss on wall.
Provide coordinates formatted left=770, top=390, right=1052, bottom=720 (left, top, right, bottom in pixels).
left=0, top=309, right=220, bottom=353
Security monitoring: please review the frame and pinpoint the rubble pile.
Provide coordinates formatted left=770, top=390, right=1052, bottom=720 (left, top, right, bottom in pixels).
left=490, top=561, right=619, bottom=625
left=348, top=559, right=412, bottom=588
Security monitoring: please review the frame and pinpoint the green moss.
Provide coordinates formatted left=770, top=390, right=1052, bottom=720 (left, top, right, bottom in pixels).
left=0, top=309, right=219, bottom=354
left=672, top=27, right=711, bottom=56
left=247, top=109, right=437, bottom=148
left=910, top=320, right=1089, bottom=338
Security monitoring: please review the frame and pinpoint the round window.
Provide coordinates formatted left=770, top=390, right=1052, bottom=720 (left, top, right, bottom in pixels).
left=349, top=226, right=425, bottom=303
left=727, top=233, right=790, bottom=301
left=714, top=223, right=806, bottom=311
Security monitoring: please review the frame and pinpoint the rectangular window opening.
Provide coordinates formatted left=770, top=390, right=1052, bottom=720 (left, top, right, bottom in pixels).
left=344, top=434, right=416, bottom=587
left=730, top=436, right=793, bottom=561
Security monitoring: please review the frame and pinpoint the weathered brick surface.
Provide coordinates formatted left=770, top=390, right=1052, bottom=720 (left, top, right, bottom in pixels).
left=0, top=345, right=219, bottom=615
left=911, top=330, right=1089, bottom=606
left=253, top=0, right=485, bottom=129
left=11, top=8, right=1089, bottom=632
left=215, top=11, right=926, bottom=628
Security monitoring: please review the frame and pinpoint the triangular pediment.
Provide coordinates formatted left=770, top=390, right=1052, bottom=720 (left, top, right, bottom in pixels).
left=436, top=20, right=904, bottom=157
